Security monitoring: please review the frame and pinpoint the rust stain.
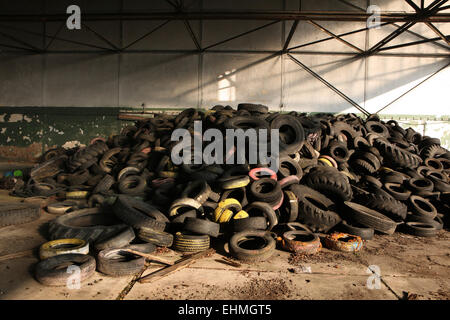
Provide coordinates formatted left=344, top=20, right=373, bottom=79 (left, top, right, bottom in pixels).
left=0, top=143, right=42, bottom=162
left=323, top=232, right=364, bottom=252
left=280, top=232, right=322, bottom=254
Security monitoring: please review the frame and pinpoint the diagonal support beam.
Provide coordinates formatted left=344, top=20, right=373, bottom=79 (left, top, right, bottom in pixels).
left=203, top=20, right=280, bottom=51
left=367, top=21, right=416, bottom=54
left=378, top=35, right=450, bottom=51
left=0, top=23, right=116, bottom=51
left=287, top=53, right=370, bottom=116
left=45, top=21, right=65, bottom=51
left=406, top=0, right=421, bottom=12
left=283, top=20, right=299, bottom=51
left=166, top=0, right=201, bottom=51
left=122, top=20, right=170, bottom=50
left=287, top=22, right=390, bottom=51
left=183, top=20, right=201, bottom=51
left=367, top=0, right=448, bottom=55
left=375, top=60, right=450, bottom=114
left=425, top=22, right=450, bottom=45
left=0, top=30, right=41, bottom=52
left=82, top=22, right=120, bottom=51
left=308, top=20, right=364, bottom=53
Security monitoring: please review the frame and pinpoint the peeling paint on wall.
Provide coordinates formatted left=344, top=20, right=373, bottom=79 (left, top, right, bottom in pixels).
left=0, top=107, right=128, bottom=161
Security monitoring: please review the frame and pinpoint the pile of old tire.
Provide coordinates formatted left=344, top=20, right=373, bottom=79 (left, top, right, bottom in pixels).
left=14, top=104, right=449, bottom=281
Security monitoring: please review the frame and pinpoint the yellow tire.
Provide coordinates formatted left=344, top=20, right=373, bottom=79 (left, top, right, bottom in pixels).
left=39, top=238, right=89, bottom=260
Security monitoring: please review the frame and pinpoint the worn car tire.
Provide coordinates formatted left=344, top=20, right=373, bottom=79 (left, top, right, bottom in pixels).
left=48, top=208, right=127, bottom=243
left=113, top=195, right=168, bottom=230
left=137, top=227, right=174, bottom=247
left=290, top=184, right=341, bottom=233
left=343, top=202, right=397, bottom=235
left=304, top=166, right=352, bottom=202
left=0, top=203, right=41, bottom=227
left=97, top=243, right=156, bottom=277
left=35, top=254, right=96, bottom=286
left=229, top=230, right=276, bottom=263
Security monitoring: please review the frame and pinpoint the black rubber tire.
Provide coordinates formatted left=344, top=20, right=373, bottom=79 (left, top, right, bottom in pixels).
left=217, top=175, right=251, bottom=190
left=237, top=103, right=269, bottom=114
left=406, top=213, right=443, bottom=230
left=232, top=216, right=268, bottom=232
left=229, top=230, right=276, bottom=263
left=374, top=138, right=422, bottom=169
left=93, top=174, right=115, bottom=194
left=220, top=188, right=248, bottom=208
left=356, top=192, right=407, bottom=221
left=88, top=194, right=105, bottom=207
left=118, top=175, right=147, bottom=195
left=48, top=208, right=127, bottom=243
left=381, top=171, right=406, bottom=184
left=343, top=201, right=397, bottom=235
left=224, top=116, right=270, bottom=131
left=304, top=166, right=352, bottom=202
left=244, top=202, right=278, bottom=231
left=278, top=190, right=298, bottom=223
left=427, top=173, right=450, bottom=193
left=407, top=178, right=434, bottom=194
left=172, top=232, right=210, bottom=253
left=180, top=180, right=211, bottom=205
left=249, top=178, right=282, bottom=205
left=352, top=159, right=377, bottom=174
left=137, top=227, right=174, bottom=247
left=420, top=144, right=447, bottom=159
left=383, top=182, right=411, bottom=201
left=113, top=195, right=168, bottom=231
left=0, top=203, right=41, bottom=227
left=338, top=220, right=374, bottom=240
left=408, top=195, right=437, bottom=219
left=327, top=141, right=350, bottom=164
left=290, top=184, right=341, bottom=233
left=67, top=169, right=90, bottom=186
left=270, top=115, right=305, bottom=155
left=278, top=156, right=303, bottom=180
left=97, top=243, right=156, bottom=277
left=35, top=254, right=96, bottom=286
left=170, top=210, right=197, bottom=224
left=365, top=121, right=389, bottom=138
left=404, top=222, right=438, bottom=237
left=183, top=217, right=220, bottom=238
left=94, top=226, right=135, bottom=251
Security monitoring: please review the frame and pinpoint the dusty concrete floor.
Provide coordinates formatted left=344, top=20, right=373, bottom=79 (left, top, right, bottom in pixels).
left=0, top=190, right=449, bottom=300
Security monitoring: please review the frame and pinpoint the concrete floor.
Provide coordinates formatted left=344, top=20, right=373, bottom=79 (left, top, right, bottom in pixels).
left=0, top=191, right=449, bottom=300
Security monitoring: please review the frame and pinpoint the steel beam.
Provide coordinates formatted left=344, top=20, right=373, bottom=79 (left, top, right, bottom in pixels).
left=425, top=22, right=450, bottom=45
left=122, top=20, right=171, bottom=51
left=202, top=20, right=280, bottom=51
left=82, top=22, right=120, bottom=51
left=0, top=30, right=41, bottom=52
left=0, top=23, right=116, bottom=51
left=282, top=20, right=299, bottom=51
left=287, top=22, right=391, bottom=51
left=367, top=0, right=448, bottom=54
left=378, top=35, right=450, bottom=51
left=287, top=53, right=370, bottom=116
left=0, top=11, right=449, bottom=22
left=183, top=20, right=201, bottom=51
left=307, top=20, right=364, bottom=53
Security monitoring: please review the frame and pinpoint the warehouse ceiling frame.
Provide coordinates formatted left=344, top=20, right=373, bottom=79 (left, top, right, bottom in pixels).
left=0, top=0, right=449, bottom=115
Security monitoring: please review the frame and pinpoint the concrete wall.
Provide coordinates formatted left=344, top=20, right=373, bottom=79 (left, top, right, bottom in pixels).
left=0, top=0, right=449, bottom=157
